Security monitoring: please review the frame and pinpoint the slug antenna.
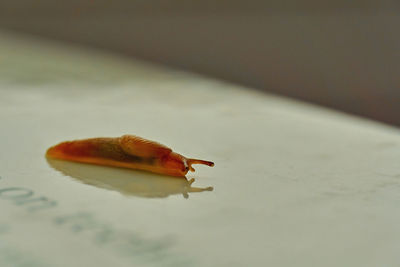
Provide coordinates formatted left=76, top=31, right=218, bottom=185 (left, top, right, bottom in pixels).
left=187, top=158, right=214, bottom=172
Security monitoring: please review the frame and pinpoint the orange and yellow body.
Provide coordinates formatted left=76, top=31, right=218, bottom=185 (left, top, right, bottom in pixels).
left=46, top=135, right=214, bottom=177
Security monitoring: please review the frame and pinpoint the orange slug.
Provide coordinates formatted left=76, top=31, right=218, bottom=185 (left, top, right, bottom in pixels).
left=46, top=135, right=214, bottom=177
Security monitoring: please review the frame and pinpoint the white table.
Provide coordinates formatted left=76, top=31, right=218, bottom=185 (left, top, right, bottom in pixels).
left=1, top=31, right=400, bottom=267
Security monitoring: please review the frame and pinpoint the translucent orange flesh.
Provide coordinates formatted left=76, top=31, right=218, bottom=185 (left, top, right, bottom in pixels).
left=46, top=136, right=214, bottom=177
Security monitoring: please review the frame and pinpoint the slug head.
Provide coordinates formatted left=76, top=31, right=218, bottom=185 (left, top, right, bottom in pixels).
left=161, top=152, right=214, bottom=177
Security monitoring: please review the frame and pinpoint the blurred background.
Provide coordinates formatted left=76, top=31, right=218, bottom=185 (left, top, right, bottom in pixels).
left=0, top=0, right=399, bottom=126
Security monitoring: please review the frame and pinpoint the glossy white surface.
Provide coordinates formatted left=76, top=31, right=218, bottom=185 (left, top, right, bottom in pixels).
left=1, top=32, right=400, bottom=267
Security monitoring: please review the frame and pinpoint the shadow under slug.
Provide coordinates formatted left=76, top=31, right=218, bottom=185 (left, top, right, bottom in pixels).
left=46, top=158, right=213, bottom=199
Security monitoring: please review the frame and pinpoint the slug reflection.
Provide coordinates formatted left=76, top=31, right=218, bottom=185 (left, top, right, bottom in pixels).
left=47, top=158, right=213, bottom=199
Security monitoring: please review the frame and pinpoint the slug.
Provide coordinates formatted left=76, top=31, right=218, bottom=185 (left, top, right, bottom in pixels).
left=46, top=135, right=214, bottom=177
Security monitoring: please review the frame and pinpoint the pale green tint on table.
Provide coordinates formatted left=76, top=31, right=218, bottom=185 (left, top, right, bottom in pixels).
left=1, top=32, right=400, bottom=267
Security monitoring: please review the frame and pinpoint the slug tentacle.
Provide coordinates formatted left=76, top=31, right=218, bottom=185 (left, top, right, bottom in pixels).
left=187, top=158, right=215, bottom=172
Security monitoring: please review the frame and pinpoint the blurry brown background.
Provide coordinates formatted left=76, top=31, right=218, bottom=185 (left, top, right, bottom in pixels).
left=1, top=1, right=399, bottom=126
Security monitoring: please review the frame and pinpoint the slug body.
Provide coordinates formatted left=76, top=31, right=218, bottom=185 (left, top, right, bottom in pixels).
left=46, top=135, right=214, bottom=177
